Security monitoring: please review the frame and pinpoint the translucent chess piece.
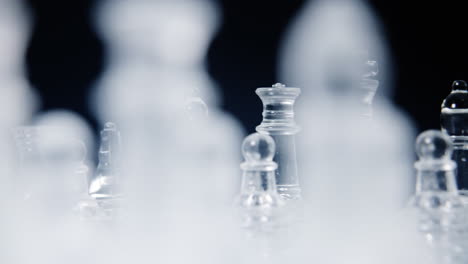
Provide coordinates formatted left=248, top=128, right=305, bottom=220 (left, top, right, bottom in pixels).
left=361, top=59, right=379, bottom=118
left=38, top=135, right=101, bottom=220
left=441, top=80, right=468, bottom=190
left=12, top=123, right=104, bottom=226
left=0, top=1, right=37, bottom=210
left=408, top=130, right=466, bottom=263
left=89, top=122, right=122, bottom=214
left=236, top=133, right=284, bottom=231
left=185, top=95, right=209, bottom=121
left=256, top=83, right=301, bottom=200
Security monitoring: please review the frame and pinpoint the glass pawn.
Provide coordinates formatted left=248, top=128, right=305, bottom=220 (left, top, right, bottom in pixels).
left=89, top=122, right=122, bottom=215
left=256, top=83, right=301, bottom=200
left=408, top=130, right=466, bottom=263
left=441, top=80, right=468, bottom=189
left=236, top=133, right=284, bottom=232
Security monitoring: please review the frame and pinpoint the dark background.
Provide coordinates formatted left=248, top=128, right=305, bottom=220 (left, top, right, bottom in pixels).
left=23, top=0, right=468, bottom=135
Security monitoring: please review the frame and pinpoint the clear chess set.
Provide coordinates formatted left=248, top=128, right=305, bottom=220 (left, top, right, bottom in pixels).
left=2, top=0, right=468, bottom=264
left=6, top=78, right=468, bottom=263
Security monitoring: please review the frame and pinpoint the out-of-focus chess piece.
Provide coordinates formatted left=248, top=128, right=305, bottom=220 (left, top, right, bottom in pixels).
left=0, top=0, right=38, bottom=205
left=12, top=111, right=107, bottom=263
left=91, top=1, right=245, bottom=262
left=0, top=0, right=37, bottom=126
left=279, top=0, right=390, bottom=99
left=256, top=83, right=301, bottom=200
left=92, top=0, right=244, bottom=211
left=280, top=0, right=414, bottom=219
left=92, top=0, right=221, bottom=123
left=441, top=80, right=468, bottom=190
left=279, top=1, right=416, bottom=262
left=13, top=110, right=96, bottom=217
left=112, top=96, right=243, bottom=264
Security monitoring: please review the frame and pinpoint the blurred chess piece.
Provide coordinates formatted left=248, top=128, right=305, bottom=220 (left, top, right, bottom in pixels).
left=14, top=110, right=95, bottom=216
left=8, top=110, right=102, bottom=264
left=256, top=83, right=301, bottom=200
left=0, top=8, right=39, bottom=259
left=0, top=0, right=37, bottom=126
left=280, top=0, right=414, bottom=214
left=114, top=97, right=243, bottom=264
left=441, top=80, right=468, bottom=190
left=0, top=0, right=38, bottom=204
left=91, top=1, right=244, bottom=262
left=408, top=130, right=467, bottom=263
left=279, top=0, right=416, bottom=263
left=92, top=0, right=243, bottom=210
left=279, top=0, right=390, bottom=99
left=91, top=0, right=221, bottom=123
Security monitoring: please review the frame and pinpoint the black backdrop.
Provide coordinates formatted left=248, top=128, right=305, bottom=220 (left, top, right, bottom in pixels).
left=24, top=0, right=468, bottom=137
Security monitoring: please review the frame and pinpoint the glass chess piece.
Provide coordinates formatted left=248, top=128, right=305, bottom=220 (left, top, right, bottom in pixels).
left=89, top=122, right=122, bottom=216
left=184, top=92, right=209, bottom=121
left=408, top=130, right=467, bottom=263
left=441, top=80, right=468, bottom=190
left=360, top=59, right=379, bottom=118
left=69, top=143, right=104, bottom=221
left=13, top=125, right=104, bottom=221
left=13, top=126, right=41, bottom=201
left=235, top=132, right=297, bottom=262
left=256, top=83, right=301, bottom=200
left=74, top=165, right=104, bottom=221
left=235, top=132, right=285, bottom=231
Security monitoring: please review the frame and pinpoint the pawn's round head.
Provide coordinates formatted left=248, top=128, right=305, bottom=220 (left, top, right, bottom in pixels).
left=415, top=130, right=453, bottom=160
left=452, top=80, right=468, bottom=91
left=242, top=133, right=275, bottom=162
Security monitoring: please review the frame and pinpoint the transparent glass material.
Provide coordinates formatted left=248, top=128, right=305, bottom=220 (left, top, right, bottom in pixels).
left=13, top=126, right=105, bottom=220
left=185, top=96, right=208, bottom=120
left=441, top=80, right=468, bottom=189
left=236, top=133, right=284, bottom=232
left=408, top=130, right=467, bottom=263
left=360, top=59, right=379, bottom=118
left=89, top=122, right=122, bottom=214
left=256, top=83, right=301, bottom=200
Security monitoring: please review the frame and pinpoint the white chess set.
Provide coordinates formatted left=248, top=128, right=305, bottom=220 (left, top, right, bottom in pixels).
left=1, top=0, right=468, bottom=263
